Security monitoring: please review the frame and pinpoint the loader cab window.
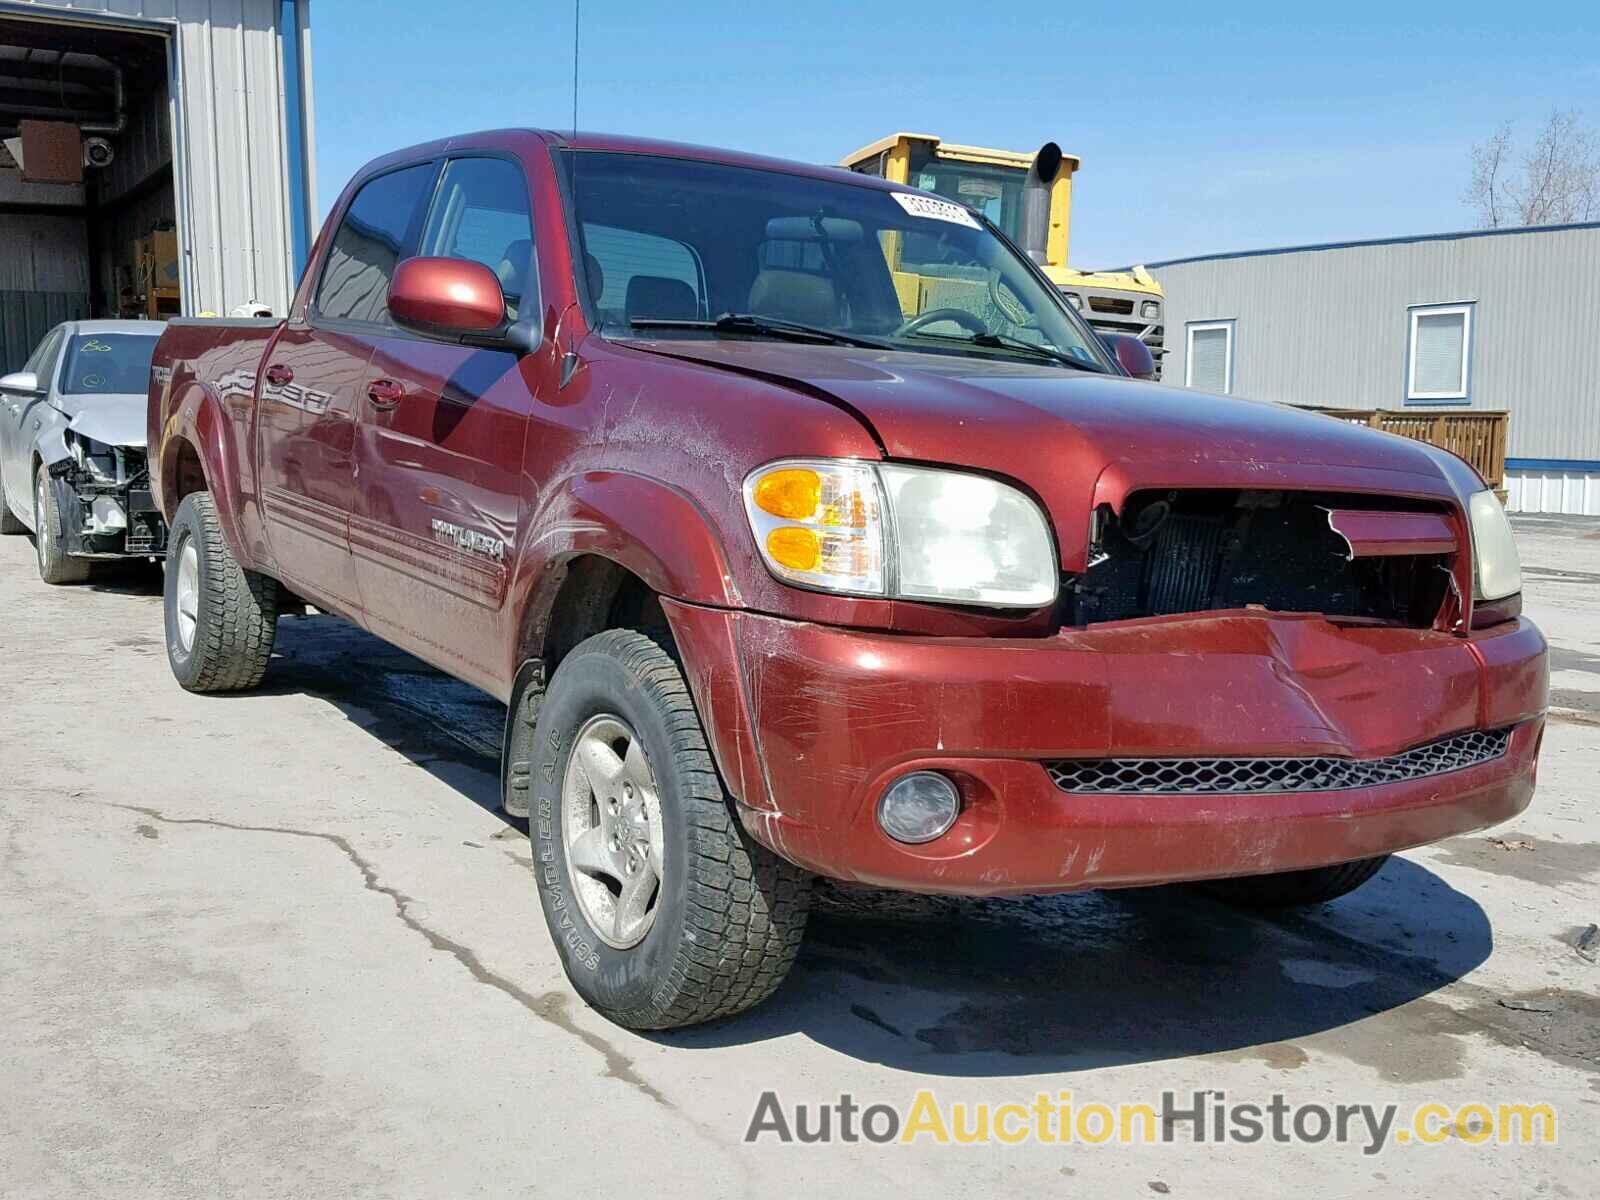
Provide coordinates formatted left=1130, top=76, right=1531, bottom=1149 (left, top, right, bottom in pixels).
left=418, top=157, right=536, bottom=320
left=315, top=162, right=436, bottom=325
left=904, top=146, right=1026, bottom=243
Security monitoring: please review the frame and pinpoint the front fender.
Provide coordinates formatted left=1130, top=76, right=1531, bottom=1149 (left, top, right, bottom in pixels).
left=536, top=469, right=741, bottom=607
left=504, top=469, right=742, bottom=683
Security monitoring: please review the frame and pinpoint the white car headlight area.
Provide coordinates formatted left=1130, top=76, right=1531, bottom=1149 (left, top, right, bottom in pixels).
left=1467, top=488, right=1522, bottom=602
left=743, top=459, right=1058, bottom=608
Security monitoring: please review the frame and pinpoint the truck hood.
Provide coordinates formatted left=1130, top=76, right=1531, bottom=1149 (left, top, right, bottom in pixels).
left=52, top=394, right=148, bottom=449
left=629, top=339, right=1468, bottom=569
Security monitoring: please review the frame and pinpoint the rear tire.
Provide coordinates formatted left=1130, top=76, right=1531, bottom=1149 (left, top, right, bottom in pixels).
left=34, top=463, right=90, bottom=585
left=164, top=491, right=280, bottom=692
left=1198, top=855, right=1389, bottom=908
left=0, top=470, right=25, bottom=534
left=523, top=628, right=811, bottom=1030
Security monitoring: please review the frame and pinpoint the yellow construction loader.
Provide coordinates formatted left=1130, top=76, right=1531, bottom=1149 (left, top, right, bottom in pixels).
left=841, top=133, right=1165, bottom=370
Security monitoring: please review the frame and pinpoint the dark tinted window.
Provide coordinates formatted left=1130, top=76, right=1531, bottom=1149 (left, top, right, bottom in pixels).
left=59, top=333, right=160, bottom=395
left=315, top=162, right=434, bottom=324
left=419, top=158, right=535, bottom=319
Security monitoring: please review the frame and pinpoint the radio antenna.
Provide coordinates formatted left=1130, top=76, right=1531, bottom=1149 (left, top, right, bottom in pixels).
left=571, top=0, right=581, bottom=140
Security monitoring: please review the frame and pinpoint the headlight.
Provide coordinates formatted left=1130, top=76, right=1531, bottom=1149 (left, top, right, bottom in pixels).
left=1140, top=300, right=1162, bottom=320
left=744, top=459, right=1058, bottom=608
left=1062, top=291, right=1083, bottom=310
left=1467, top=489, right=1521, bottom=601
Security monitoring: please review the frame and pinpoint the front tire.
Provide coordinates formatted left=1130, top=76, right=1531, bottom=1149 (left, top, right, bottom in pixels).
left=523, top=629, right=811, bottom=1030
left=34, top=463, right=90, bottom=585
left=1198, top=855, right=1389, bottom=908
left=164, top=491, right=280, bottom=692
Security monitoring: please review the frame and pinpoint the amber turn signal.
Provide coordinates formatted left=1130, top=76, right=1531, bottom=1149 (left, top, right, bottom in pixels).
left=753, top=468, right=822, bottom=521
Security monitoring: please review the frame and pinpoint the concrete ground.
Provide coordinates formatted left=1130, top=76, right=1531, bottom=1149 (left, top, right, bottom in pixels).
left=1, top=517, right=1595, bottom=1198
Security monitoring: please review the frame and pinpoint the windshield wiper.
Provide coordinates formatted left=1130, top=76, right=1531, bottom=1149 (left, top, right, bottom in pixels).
left=904, top=329, right=1107, bottom=373
left=626, top=312, right=892, bottom=350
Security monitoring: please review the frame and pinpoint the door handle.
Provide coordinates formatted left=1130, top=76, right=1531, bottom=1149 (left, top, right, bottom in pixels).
left=265, top=364, right=294, bottom=387
left=366, top=378, right=404, bottom=410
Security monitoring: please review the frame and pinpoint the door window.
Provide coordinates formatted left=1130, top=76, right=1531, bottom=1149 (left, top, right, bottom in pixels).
left=419, top=157, right=536, bottom=319
left=315, top=162, right=436, bottom=325
left=23, top=328, right=64, bottom=385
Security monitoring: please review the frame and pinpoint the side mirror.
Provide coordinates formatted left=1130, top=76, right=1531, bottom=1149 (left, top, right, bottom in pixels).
left=0, top=371, right=40, bottom=394
left=389, top=257, right=539, bottom=353
left=1102, top=333, right=1156, bottom=381
left=391, top=256, right=507, bottom=335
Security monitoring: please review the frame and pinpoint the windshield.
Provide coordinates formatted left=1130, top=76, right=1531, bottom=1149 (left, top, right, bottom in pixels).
left=59, top=333, right=160, bottom=396
left=562, top=151, right=1110, bottom=372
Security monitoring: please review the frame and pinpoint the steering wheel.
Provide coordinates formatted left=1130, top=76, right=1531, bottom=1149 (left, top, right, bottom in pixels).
left=898, top=307, right=988, bottom=337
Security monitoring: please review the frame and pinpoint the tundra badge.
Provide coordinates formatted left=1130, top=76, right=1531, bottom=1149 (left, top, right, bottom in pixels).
left=431, top=518, right=506, bottom=562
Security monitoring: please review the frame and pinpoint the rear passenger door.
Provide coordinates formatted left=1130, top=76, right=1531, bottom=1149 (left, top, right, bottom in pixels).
left=258, top=160, right=437, bottom=618
left=351, top=154, right=538, bottom=693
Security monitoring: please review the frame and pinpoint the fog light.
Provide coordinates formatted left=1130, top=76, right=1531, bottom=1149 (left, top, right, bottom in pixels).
left=877, top=772, right=960, bottom=844
left=89, top=496, right=127, bottom=533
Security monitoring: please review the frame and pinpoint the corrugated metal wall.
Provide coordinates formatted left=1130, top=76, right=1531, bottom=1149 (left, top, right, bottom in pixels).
left=0, top=211, right=90, bottom=371
left=1155, top=226, right=1600, bottom=467
left=2, top=0, right=311, bottom=317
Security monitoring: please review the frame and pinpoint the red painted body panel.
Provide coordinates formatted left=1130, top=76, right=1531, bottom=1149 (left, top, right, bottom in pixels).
left=1327, top=508, right=1458, bottom=557
left=146, top=128, right=1549, bottom=895
left=665, top=601, right=1547, bottom=893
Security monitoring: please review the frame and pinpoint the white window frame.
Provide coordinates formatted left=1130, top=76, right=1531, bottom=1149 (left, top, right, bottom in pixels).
left=1405, top=302, right=1473, bottom=404
left=1184, top=319, right=1235, bottom=394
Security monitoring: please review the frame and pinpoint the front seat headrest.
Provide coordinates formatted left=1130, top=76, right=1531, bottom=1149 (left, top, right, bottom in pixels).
left=625, top=275, right=699, bottom=323
left=583, top=253, right=605, bottom=304
left=747, top=269, right=838, bottom=327
left=496, top=239, right=533, bottom=304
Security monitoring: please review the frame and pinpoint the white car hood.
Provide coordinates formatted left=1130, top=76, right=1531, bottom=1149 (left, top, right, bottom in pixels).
left=54, top=394, right=147, bottom=449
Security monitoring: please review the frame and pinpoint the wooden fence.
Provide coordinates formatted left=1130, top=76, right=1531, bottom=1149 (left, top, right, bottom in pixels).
left=1312, top=409, right=1509, bottom=491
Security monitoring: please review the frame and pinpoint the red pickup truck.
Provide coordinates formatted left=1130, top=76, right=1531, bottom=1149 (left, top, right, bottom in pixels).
left=147, top=130, right=1547, bottom=1030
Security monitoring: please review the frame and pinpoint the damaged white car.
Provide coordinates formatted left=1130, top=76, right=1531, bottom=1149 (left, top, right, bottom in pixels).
left=0, top=320, right=168, bottom=584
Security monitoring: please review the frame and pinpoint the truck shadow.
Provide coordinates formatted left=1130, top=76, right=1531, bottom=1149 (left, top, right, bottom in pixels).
left=256, top=610, right=1493, bottom=1075
left=667, top=867, right=1494, bottom=1075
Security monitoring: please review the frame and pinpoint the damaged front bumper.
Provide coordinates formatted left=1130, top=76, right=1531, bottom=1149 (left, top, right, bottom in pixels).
left=48, top=447, right=168, bottom=559
left=664, top=602, right=1548, bottom=896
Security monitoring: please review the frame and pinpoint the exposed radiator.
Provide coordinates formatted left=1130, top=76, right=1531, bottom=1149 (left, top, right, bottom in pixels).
left=1145, top=515, right=1227, bottom=614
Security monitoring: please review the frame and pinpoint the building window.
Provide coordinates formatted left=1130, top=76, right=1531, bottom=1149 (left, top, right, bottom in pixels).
left=1185, top=320, right=1234, bottom=394
left=1406, top=303, right=1473, bottom=403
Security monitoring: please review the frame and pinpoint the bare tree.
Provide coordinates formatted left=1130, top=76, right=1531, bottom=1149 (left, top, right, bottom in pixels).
left=1466, top=122, right=1515, bottom=227
left=1466, top=111, right=1600, bottom=228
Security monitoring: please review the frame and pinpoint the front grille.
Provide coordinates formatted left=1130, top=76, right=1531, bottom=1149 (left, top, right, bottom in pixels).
left=1087, top=296, right=1135, bottom=314
left=1044, top=728, right=1512, bottom=795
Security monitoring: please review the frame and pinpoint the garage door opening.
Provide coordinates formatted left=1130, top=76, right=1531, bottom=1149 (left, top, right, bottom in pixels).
left=0, top=15, right=178, bottom=374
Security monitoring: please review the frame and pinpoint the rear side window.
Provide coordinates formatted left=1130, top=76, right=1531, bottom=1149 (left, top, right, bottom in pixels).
left=582, top=224, right=703, bottom=321
left=315, top=162, right=435, bottom=324
left=418, top=157, right=535, bottom=319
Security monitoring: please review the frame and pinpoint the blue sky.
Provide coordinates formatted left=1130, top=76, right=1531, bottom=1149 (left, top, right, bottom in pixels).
left=309, top=1, right=1600, bottom=268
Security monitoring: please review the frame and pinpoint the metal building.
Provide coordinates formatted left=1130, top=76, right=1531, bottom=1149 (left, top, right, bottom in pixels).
left=0, top=0, right=313, bottom=373
left=1152, top=223, right=1600, bottom=516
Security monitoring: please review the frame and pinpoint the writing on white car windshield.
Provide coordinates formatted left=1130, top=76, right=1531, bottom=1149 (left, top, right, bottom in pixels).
left=59, top=334, right=161, bottom=396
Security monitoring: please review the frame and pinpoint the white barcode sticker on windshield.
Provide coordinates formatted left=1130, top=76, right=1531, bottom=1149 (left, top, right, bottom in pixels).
left=889, top=190, right=981, bottom=230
